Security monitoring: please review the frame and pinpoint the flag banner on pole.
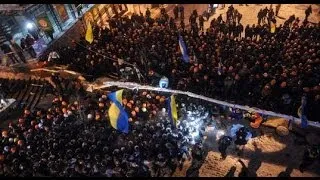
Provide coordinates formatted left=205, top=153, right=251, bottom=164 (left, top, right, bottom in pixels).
left=178, top=35, right=190, bottom=63
left=85, top=21, right=94, bottom=44
left=108, top=89, right=129, bottom=133
left=167, top=95, right=178, bottom=127
left=299, top=96, right=308, bottom=128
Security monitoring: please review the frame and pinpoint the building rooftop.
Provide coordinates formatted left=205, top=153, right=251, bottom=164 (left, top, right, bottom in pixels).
left=0, top=4, right=34, bottom=16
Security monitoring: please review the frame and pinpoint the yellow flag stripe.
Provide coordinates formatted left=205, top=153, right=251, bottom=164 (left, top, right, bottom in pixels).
left=108, top=102, right=120, bottom=129
left=116, top=89, right=124, bottom=105
left=170, top=95, right=178, bottom=125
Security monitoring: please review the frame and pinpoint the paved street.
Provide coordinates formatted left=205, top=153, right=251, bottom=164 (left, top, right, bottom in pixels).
left=173, top=125, right=320, bottom=177
left=159, top=4, right=320, bottom=29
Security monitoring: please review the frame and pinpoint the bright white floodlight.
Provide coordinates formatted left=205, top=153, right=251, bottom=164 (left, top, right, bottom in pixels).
left=26, top=23, right=33, bottom=30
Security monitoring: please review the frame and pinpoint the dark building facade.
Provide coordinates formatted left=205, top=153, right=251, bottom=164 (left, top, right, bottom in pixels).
left=0, top=4, right=94, bottom=61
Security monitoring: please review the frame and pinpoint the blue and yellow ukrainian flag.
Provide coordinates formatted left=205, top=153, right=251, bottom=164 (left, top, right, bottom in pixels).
left=178, top=34, right=190, bottom=63
left=167, top=95, right=178, bottom=127
left=298, top=96, right=308, bottom=128
left=108, top=89, right=129, bottom=133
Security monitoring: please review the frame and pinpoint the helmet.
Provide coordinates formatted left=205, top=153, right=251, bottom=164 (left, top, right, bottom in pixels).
left=121, top=147, right=126, bottom=152
left=113, top=149, right=120, bottom=155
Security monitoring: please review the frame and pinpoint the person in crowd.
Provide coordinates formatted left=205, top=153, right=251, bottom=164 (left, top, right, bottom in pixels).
left=1, top=43, right=19, bottom=65
left=0, top=87, right=216, bottom=177
left=25, top=34, right=37, bottom=58
left=305, top=5, right=312, bottom=22
left=267, top=8, right=275, bottom=25
left=262, top=7, right=268, bottom=24
left=179, top=5, right=184, bottom=20
left=234, top=127, right=251, bottom=156
left=20, top=38, right=26, bottom=50
left=275, top=4, right=281, bottom=17
left=218, top=135, right=233, bottom=159
left=40, top=5, right=320, bottom=124
left=236, top=22, right=244, bottom=38
left=237, top=11, right=242, bottom=24
left=47, top=51, right=61, bottom=65
left=10, top=40, right=26, bottom=63
left=146, top=8, right=151, bottom=18
left=199, top=15, right=204, bottom=31
left=257, top=9, right=263, bottom=25
left=173, top=5, right=179, bottom=20
left=299, top=144, right=320, bottom=173
left=45, top=29, right=54, bottom=41
left=1, top=4, right=320, bottom=174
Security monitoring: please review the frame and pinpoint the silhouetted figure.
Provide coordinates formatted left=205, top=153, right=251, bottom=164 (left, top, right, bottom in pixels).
left=305, top=5, right=312, bottom=22
left=25, top=34, right=37, bottom=58
left=1, top=43, right=19, bottom=65
left=238, top=159, right=249, bottom=177
left=218, top=135, right=232, bottom=159
left=246, top=142, right=261, bottom=177
left=278, top=166, right=293, bottom=177
left=173, top=5, right=179, bottom=19
left=275, top=4, right=281, bottom=16
left=299, top=145, right=320, bottom=173
left=10, top=40, right=26, bottom=63
left=235, top=127, right=251, bottom=156
left=199, top=15, right=204, bottom=31
left=179, top=5, right=184, bottom=20
left=45, top=29, right=54, bottom=41
left=257, top=9, right=263, bottom=25
left=146, top=8, right=151, bottom=18
left=225, top=166, right=236, bottom=177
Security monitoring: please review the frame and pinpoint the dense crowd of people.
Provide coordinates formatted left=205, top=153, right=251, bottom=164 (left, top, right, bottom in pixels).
left=0, top=87, right=217, bottom=176
left=1, top=86, right=318, bottom=177
left=44, top=5, right=320, bottom=122
left=1, top=5, right=320, bottom=177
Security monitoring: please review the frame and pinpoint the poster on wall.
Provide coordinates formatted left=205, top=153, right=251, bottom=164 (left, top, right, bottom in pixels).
left=36, top=14, right=54, bottom=32
left=32, top=38, right=48, bottom=56
left=54, top=4, right=69, bottom=23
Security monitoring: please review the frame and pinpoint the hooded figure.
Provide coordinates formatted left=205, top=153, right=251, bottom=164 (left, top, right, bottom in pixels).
left=218, top=135, right=233, bottom=159
left=233, top=126, right=252, bottom=156
left=299, top=145, right=320, bottom=173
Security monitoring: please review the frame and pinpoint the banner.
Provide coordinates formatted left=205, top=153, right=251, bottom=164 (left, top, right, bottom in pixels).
left=54, top=4, right=69, bottom=23
left=31, top=38, right=48, bottom=56
left=36, top=14, right=54, bottom=32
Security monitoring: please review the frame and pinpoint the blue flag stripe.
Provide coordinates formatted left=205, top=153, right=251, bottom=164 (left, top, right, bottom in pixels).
left=179, top=35, right=189, bottom=63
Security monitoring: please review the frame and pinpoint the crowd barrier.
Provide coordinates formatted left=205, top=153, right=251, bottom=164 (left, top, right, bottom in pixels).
left=91, top=81, right=320, bottom=129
